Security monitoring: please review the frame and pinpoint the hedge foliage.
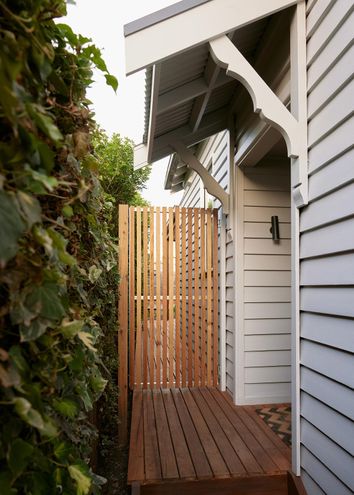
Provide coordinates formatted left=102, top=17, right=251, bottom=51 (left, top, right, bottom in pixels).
left=0, top=1, right=123, bottom=493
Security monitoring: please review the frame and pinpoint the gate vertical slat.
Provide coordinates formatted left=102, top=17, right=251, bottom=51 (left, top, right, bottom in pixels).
left=213, top=209, right=219, bottom=386
left=168, top=207, right=174, bottom=387
left=149, top=208, right=155, bottom=388
left=155, top=208, right=161, bottom=387
left=194, top=209, right=200, bottom=387
left=181, top=208, right=187, bottom=387
left=162, top=207, right=168, bottom=388
left=187, top=208, right=193, bottom=386
left=207, top=209, right=213, bottom=386
left=129, top=207, right=135, bottom=390
left=118, top=205, right=129, bottom=442
left=143, top=207, right=149, bottom=389
left=175, top=207, right=181, bottom=387
left=136, top=208, right=142, bottom=388
left=200, top=209, right=206, bottom=387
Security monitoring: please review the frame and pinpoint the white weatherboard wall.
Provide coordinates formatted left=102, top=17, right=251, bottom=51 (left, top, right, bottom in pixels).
left=237, top=160, right=291, bottom=405
left=299, top=1, right=354, bottom=494
left=180, top=131, right=234, bottom=395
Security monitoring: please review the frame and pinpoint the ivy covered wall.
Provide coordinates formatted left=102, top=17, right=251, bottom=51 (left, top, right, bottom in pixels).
left=0, top=1, right=140, bottom=493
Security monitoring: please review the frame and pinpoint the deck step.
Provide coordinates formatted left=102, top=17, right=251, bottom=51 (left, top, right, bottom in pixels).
left=133, top=472, right=307, bottom=495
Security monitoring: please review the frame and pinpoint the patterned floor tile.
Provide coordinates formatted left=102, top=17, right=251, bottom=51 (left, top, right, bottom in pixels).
left=255, top=404, right=292, bottom=447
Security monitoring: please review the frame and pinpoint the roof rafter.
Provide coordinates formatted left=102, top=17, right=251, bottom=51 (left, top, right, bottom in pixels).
left=157, top=72, right=231, bottom=115
left=189, top=57, right=220, bottom=132
left=150, top=106, right=228, bottom=163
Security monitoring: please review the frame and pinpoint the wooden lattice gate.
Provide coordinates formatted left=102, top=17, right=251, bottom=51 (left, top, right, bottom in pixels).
left=118, top=205, right=219, bottom=440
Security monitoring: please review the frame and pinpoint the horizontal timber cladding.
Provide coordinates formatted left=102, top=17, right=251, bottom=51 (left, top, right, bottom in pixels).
left=300, top=1, right=354, bottom=495
left=241, top=160, right=291, bottom=405
left=180, top=131, right=234, bottom=396
left=120, top=206, right=219, bottom=390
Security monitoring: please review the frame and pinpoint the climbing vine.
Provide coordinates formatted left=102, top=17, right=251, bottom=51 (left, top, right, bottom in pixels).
left=0, top=1, right=120, bottom=493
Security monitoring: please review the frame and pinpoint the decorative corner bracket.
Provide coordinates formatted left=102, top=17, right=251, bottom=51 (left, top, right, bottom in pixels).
left=209, top=1, right=308, bottom=208
left=170, top=139, right=230, bottom=214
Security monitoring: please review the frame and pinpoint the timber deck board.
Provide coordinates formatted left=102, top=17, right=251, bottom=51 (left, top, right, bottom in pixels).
left=128, top=387, right=291, bottom=489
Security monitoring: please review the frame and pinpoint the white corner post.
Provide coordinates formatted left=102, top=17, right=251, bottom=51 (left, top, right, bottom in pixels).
left=170, top=140, right=230, bottom=214
left=290, top=0, right=307, bottom=476
left=219, top=120, right=235, bottom=392
left=219, top=209, right=227, bottom=391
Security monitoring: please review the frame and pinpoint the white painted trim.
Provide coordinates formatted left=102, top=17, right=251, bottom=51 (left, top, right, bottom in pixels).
left=243, top=395, right=293, bottom=405
left=234, top=165, right=245, bottom=405
left=209, top=35, right=300, bottom=158
left=236, top=125, right=283, bottom=168
left=219, top=211, right=227, bottom=391
left=170, top=140, right=230, bottom=213
left=291, top=192, right=301, bottom=475
left=125, top=0, right=301, bottom=75
left=133, top=143, right=149, bottom=169
left=290, top=0, right=308, bottom=207
left=146, top=64, right=161, bottom=163
left=290, top=1, right=307, bottom=475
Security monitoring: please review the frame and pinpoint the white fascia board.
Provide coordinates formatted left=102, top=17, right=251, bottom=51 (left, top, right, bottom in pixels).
left=146, top=64, right=161, bottom=163
left=133, top=143, right=149, bottom=170
left=125, top=0, right=300, bottom=75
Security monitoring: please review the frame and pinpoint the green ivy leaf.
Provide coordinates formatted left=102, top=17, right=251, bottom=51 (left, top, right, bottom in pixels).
left=0, top=470, right=17, bottom=495
left=0, top=363, right=21, bottom=388
left=27, top=104, right=63, bottom=143
left=56, top=23, right=79, bottom=46
left=0, top=190, right=26, bottom=265
left=62, top=205, right=74, bottom=218
left=28, top=168, right=58, bottom=192
left=75, top=384, right=93, bottom=411
left=53, top=398, right=78, bottom=418
left=40, top=417, right=58, bottom=438
left=60, top=319, right=84, bottom=339
left=58, top=250, right=76, bottom=266
left=20, top=317, right=51, bottom=342
left=37, top=141, right=55, bottom=172
left=68, top=348, right=85, bottom=372
left=68, top=465, right=91, bottom=495
left=25, top=283, right=65, bottom=321
left=90, top=373, right=107, bottom=394
left=16, top=191, right=41, bottom=228
left=9, top=346, right=29, bottom=375
left=33, top=226, right=53, bottom=254
left=88, top=265, right=102, bottom=283
left=13, top=398, right=44, bottom=430
left=104, top=74, right=118, bottom=92
left=54, top=441, right=72, bottom=463
left=8, top=439, right=34, bottom=476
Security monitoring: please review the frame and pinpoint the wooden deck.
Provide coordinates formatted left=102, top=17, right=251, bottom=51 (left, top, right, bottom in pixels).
left=128, top=387, right=292, bottom=494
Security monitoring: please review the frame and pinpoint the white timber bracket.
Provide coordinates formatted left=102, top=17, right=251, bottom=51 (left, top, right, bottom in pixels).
left=170, top=139, right=230, bottom=214
left=209, top=2, right=308, bottom=207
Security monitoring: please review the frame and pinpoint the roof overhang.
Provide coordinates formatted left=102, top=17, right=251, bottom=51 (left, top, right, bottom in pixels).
left=125, top=0, right=299, bottom=76
left=124, top=0, right=308, bottom=208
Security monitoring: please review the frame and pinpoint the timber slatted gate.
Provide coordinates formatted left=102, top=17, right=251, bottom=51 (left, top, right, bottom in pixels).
left=118, top=205, right=219, bottom=440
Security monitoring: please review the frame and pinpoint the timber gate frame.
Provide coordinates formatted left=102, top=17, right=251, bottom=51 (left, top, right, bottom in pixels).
left=118, top=205, right=219, bottom=441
